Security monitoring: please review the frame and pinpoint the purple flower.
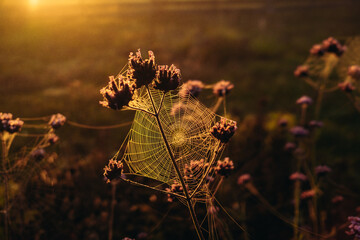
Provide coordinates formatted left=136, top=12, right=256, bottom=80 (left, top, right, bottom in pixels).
left=346, top=216, right=360, bottom=239
left=348, top=65, right=360, bottom=80
left=48, top=113, right=66, bottom=129
left=103, top=159, right=124, bottom=183
left=310, top=44, right=325, bottom=56
left=322, top=37, right=346, bottom=56
left=212, top=80, right=234, bottom=97
left=165, top=181, right=185, bottom=202
left=338, top=81, right=356, bottom=92
left=284, top=142, right=296, bottom=151
left=214, top=157, right=234, bottom=177
left=183, top=159, right=209, bottom=180
left=100, top=76, right=135, bottom=110
left=278, top=118, right=288, bottom=127
left=127, top=49, right=156, bottom=88
left=309, top=120, right=323, bottom=129
left=153, top=64, right=181, bottom=92
left=296, top=96, right=313, bottom=105
left=6, top=118, right=24, bottom=133
left=179, top=80, right=204, bottom=98
left=47, top=133, right=59, bottom=145
left=289, top=172, right=307, bottom=182
left=210, top=118, right=237, bottom=143
left=331, top=195, right=344, bottom=204
left=237, top=174, right=251, bottom=185
left=31, top=148, right=46, bottom=161
left=294, top=65, right=309, bottom=78
left=315, top=165, right=331, bottom=176
left=301, top=189, right=316, bottom=200
left=290, top=126, right=309, bottom=137
left=0, top=112, right=13, bottom=132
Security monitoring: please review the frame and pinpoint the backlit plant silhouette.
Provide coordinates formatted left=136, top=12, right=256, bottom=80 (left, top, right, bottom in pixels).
left=100, top=49, right=237, bottom=240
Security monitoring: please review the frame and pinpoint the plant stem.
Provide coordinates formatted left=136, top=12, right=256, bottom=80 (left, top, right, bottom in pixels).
left=293, top=180, right=301, bottom=240
left=146, top=87, right=205, bottom=240
left=108, top=181, right=117, bottom=240
left=1, top=135, right=9, bottom=240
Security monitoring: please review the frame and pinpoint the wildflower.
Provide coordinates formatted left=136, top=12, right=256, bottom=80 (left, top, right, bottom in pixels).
left=165, top=181, right=184, bottom=202
left=179, top=80, right=204, bottom=98
left=0, top=112, right=13, bottom=132
left=237, top=174, right=251, bottom=185
left=338, top=81, right=355, bottom=92
left=212, top=80, right=234, bottom=97
left=183, top=159, right=209, bottom=180
left=289, top=172, right=307, bottom=182
left=6, top=118, right=24, bottom=133
left=331, top=195, right=344, bottom=204
left=290, top=126, right=309, bottom=137
left=210, top=118, right=237, bottom=143
left=47, top=133, right=59, bottom=145
left=214, top=157, right=234, bottom=177
left=322, top=37, right=346, bottom=56
left=346, top=216, right=360, bottom=239
left=296, top=95, right=313, bottom=106
left=315, top=165, right=331, bottom=176
left=309, top=44, right=325, bottom=56
left=284, top=142, right=296, bottom=151
left=137, top=232, right=148, bottom=239
left=294, top=65, right=309, bottom=78
left=170, top=102, right=186, bottom=116
left=49, top=113, right=66, bottom=129
left=100, top=76, right=135, bottom=110
left=348, top=65, right=360, bottom=80
left=301, top=189, right=316, bottom=200
left=31, top=148, right=46, bottom=161
left=103, top=159, right=124, bottom=183
left=308, top=120, right=323, bottom=129
left=153, top=64, right=181, bottom=92
left=278, top=118, right=288, bottom=127
left=128, top=49, right=156, bottom=88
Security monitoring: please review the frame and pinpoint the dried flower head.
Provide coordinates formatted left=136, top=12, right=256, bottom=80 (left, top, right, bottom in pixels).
left=346, top=216, right=360, bottom=239
left=309, top=120, right=323, bottom=129
left=47, top=133, right=59, bottom=145
left=284, top=142, right=296, bottom=151
left=31, top=148, right=46, bottom=161
left=310, top=44, right=325, bottom=56
left=6, top=118, right=24, bottom=133
left=100, top=75, right=135, bottom=110
left=237, top=174, right=251, bottom=185
left=179, top=80, right=204, bottom=98
left=296, top=95, right=313, bottom=105
left=331, top=195, right=344, bottom=204
left=153, top=64, right=181, bottom=92
left=183, top=159, right=209, bottom=180
left=348, top=65, right=360, bottom=80
left=289, top=172, right=307, bottom=182
left=0, top=112, right=13, bottom=132
left=165, top=181, right=184, bottom=202
left=103, top=159, right=124, bottom=183
left=290, top=126, right=309, bottom=137
left=214, top=157, right=234, bottom=177
left=294, top=65, right=310, bottom=78
left=49, top=113, right=66, bottom=129
left=212, top=80, right=234, bottom=97
left=322, top=37, right=346, bottom=56
left=315, top=165, right=331, bottom=176
left=128, top=49, right=156, bottom=88
left=338, top=81, right=355, bottom=92
left=301, top=189, right=316, bottom=200
left=210, top=118, right=237, bottom=143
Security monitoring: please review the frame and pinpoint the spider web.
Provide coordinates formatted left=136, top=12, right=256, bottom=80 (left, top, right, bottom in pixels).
left=119, top=86, right=225, bottom=198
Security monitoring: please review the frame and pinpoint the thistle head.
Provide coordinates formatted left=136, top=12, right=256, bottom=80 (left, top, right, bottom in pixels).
left=289, top=172, right=307, bottom=182
left=212, top=80, right=234, bottom=97
left=128, top=49, right=156, bottom=88
left=294, top=65, right=309, bottom=78
left=210, top=118, right=237, bottom=143
left=49, top=113, right=66, bottom=129
left=214, top=157, right=234, bottom=177
left=348, top=65, right=360, bottom=80
left=100, top=75, right=135, bottom=110
left=103, top=159, right=124, bottom=183
left=153, top=64, right=181, bottom=92
left=179, top=80, right=204, bottom=98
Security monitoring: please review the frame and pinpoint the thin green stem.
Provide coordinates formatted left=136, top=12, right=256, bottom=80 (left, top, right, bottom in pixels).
left=146, top=87, right=205, bottom=240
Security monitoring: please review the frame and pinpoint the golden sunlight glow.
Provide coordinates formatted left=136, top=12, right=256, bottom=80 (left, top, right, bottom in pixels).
left=29, top=0, right=39, bottom=8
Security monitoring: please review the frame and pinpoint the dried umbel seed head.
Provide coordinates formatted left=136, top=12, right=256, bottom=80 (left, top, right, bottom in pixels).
left=128, top=49, right=156, bottom=88
left=210, top=118, right=237, bottom=143
left=237, top=174, right=251, bottom=185
left=47, top=133, right=59, bottom=145
left=294, top=65, right=310, bottom=78
left=179, top=80, right=204, bottom=98
left=301, top=189, right=316, bottom=200
left=310, top=44, right=325, bottom=56
left=309, top=120, right=323, bottom=129
left=31, top=148, right=46, bottom=161
left=315, top=165, right=331, bottom=177
left=289, top=172, right=307, bottom=182
left=49, top=113, right=66, bottom=129
left=338, top=81, right=356, bottom=92
left=290, top=126, right=309, bottom=137
left=0, top=112, right=13, bottom=132
left=331, top=195, right=344, bottom=204
left=212, top=80, right=234, bottom=97
left=100, top=75, right=135, bottom=110
left=322, top=37, right=346, bottom=56
left=103, top=159, right=124, bottom=183
left=348, top=65, right=360, bottom=80
left=153, top=64, right=181, bottom=92
left=284, top=142, right=296, bottom=151
left=165, top=181, right=184, bottom=202
left=6, top=118, right=24, bottom=133
left=214, top=157, right=234, bottom=177
left=346, top=216, right=360, bottom=239
left=183, top=159, right=209, bottom=180
left=296, top=95, right=313, bottom=106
